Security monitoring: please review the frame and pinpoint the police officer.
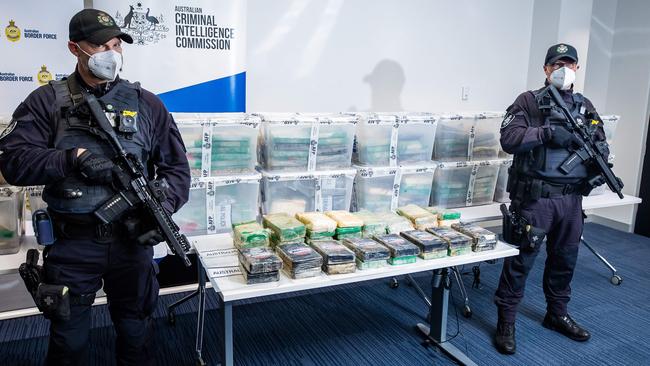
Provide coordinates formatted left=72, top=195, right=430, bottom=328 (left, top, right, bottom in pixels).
left=494, top=43, right=609, bottom=354
left=0, top=9, right=190, bottom=365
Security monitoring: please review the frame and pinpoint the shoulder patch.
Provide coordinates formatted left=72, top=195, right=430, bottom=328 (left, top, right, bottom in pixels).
left=0, top=120, right=17, bottom=141
left=501, top=112, right=515, bottom=129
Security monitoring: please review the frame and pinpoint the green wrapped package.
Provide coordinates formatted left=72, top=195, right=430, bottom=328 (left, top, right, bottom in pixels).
left=376, top=211, right=414, bottom=234
left=263, top=213, right=306, bottom=243
left=295, top=212, right=337, bottom=240
left=397, top=204, right=438, bottom=230
left=400, top=230, right=448, bottom=259
left=388, top=256, right=417, bottom=265
left=438, top=209, right=461, bottom=227
left=373, top=234, right=420, bottom=258
left=352, top=211, right=387, bottom=238
left=341, top=238, right=390, bottom=262
left=0, top=226, right=15, bottom=240
left=426, top=227, right=472, bottom=256
left=238, top=247, right=283, bottom=274
left=335, top=226, right=362, bottom=240
left=309, top=240, right=355, bottom=264
left=233, top=222, right=270, bottom=249
left=240, top=266, right=280, bottom=285
left=355, top=258, right=388, bottom=270
left=451, top=222, right=497, bottom=252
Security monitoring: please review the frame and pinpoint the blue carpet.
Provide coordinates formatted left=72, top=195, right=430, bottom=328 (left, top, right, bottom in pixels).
left=1, top=223, right=649, bottom=365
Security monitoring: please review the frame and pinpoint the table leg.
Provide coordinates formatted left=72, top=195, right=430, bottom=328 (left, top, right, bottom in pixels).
left=416, top=268, right=477, bottom=366
left=219, top=295, right=234, bottom=366
left=195, top=259, right=207, bottom=365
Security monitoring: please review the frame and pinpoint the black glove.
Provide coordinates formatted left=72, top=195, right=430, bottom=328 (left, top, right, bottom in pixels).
left=77, top=150, right=115, bottom=184
left=549, top=126, right=583, bottom=148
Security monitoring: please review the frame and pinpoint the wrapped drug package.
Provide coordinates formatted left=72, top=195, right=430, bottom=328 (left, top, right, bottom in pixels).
left=426, top=227, right=473, bottom=256
left=400, top=230, right=448, bottom=260
left=373, top=234, right=420, bottom=265
left=451, top=222, right=497, bottom=252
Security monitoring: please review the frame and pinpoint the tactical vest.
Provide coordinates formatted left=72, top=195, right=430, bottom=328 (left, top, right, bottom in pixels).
left=43, top=76, right=151, bottom=214
left=512, top=90, right=589, bottom=187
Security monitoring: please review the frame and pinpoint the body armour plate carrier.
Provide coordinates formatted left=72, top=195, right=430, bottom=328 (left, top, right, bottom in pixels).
left=43, top=76, right=150, bottom=214
left=511, top=89, right=590, bottom=187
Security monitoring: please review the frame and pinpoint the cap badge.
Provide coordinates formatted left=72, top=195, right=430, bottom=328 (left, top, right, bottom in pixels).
left=557, top=44, right=568, bottom=54
left=97, top=12, right=114, bottom=27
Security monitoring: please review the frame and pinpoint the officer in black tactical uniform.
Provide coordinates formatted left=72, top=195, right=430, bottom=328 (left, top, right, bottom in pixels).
left=494, top=43, right=609, bottom=354
left=0, top=9, right=190, bottom=365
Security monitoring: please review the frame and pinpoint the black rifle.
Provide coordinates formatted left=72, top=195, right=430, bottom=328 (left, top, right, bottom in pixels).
left=85, top=94, right=192, bottom=266
left=545, top=84, right=624, bottom=199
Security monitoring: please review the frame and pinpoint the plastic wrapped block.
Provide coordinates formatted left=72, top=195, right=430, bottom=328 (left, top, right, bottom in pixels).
left=295, top=212, right=338, bottom=235
left=352, top=210, right=387, bottom=237
left=376, top=211, right=415, bottom=234
left=400, top=230, right=448, bottom=259
left=341, top=237, right=390, bottom=262
left=426, top=227, right=472, bottom=256
left=233, top=222, right=271, bottom=249
left=324, top=210, right=364, bottom=228
left=263, top=213, right=306, bottom=243
left=396, top=204, right=438, bottom=230
left=238, top=247, right=283, bottom=274
left=309, top=240, right=356, bottom=264
left=451, top=222, right=497, bottom=252
left=373, top=234, right=420, bottom=257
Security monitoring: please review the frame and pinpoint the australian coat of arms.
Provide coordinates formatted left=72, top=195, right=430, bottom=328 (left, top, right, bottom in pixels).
left=114, top=3, right=169, bottom=45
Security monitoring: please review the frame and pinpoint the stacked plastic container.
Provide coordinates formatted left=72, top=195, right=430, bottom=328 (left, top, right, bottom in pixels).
left=431, top=112, right=503, bottom=208
left=352, top=113, right=437, bottom=212
left=0, top=186, right=22, bottom=255
left=174, top=113, right=262, bottom=236
left=258, top=113, right=357, bottom=215
left=590, top=115, right=619, bottom=196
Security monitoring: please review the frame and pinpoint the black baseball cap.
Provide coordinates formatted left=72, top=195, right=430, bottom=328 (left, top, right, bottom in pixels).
left=545, top=43, right=578, bottom=65
left=69, top=9, right=133, bottom=45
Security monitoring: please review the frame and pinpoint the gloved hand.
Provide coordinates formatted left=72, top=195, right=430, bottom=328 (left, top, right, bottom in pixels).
left=549, top=126, right=583, bottom=148
left=76, top=150, right=115, bottom=184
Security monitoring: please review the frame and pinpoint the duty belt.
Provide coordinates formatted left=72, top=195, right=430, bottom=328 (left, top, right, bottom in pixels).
left=540, top=182, right=580, bottom=198
left=48, top=210, right=119, bottom=241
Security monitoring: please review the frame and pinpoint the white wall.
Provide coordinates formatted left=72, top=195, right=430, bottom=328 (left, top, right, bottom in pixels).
left=246, top=0, right=535, bottom=113
left=584, top=0, right=650, bottom=230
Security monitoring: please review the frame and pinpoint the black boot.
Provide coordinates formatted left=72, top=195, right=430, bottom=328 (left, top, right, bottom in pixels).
left=542, top=313, right=591, bottom=341
left=494, top=321, right=516, bottom=354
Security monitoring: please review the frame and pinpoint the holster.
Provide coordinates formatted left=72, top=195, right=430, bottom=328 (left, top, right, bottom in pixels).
left=501, top=203, right=546, bottom=251
left=35, top=284, right=71, bottom=321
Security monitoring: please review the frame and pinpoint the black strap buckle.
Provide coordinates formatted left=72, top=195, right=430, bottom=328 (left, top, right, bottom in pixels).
left=95, top=223, right=113, bottom=240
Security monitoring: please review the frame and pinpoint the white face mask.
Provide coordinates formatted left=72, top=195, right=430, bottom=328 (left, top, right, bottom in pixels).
left=549, top=66, right=576, bottom=90
left=77, top=44, right=123, bottom=81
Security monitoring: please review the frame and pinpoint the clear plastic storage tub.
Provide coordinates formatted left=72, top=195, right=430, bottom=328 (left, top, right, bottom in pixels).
left=173, top=173, right=261, bottom=236
left=353, top=113, right=399, bottom=166
left=434, top=112, right=503, bottom=162
left=24, top=186, right=47, bottom=214
left=352, top=164, right=435, bottom=212
left=174, top=113, right=261, bottom=177
left=260, top=169, right=356, bottom=216
left=395, top=112, right=437, bottom=164
left=430, top=160, right=500, bottom=208
left=600, top=115, right=619, bottom=146
left=258, top=113, right=355, bottom=172
left=299, top=113, right=357, bottom=170
left=494, top=159, right=512, bottom=203
left=0, top=187, right=22, bottom=255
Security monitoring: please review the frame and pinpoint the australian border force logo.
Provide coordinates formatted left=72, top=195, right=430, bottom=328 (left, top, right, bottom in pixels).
left=113, top=3, right=169, bottom=45
left=557, top=44, right=568, bottom=54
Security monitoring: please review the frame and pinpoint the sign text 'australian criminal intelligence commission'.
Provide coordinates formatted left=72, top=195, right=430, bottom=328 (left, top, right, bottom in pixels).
left=175, top=7, right=235, bottom=50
